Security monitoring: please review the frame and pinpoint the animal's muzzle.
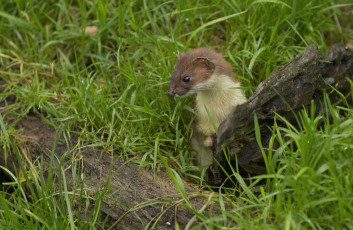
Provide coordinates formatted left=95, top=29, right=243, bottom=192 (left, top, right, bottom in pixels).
left=166, top=89, right=175, bottom=97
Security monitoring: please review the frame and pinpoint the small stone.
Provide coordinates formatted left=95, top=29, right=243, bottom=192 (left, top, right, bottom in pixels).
left=84, top=26, right=98, bottom=35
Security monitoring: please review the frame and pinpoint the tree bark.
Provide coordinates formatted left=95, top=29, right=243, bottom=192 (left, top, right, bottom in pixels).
left=207, top=44, right=353, bottom=185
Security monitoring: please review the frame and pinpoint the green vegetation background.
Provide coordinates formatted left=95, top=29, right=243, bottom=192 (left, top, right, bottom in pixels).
left=0, top=0, right=353, bottom=229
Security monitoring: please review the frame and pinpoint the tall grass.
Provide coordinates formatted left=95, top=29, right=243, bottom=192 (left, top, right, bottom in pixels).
left=0, top=0, right=352, bottom=228
left=0, top=121, right=101, bottom=229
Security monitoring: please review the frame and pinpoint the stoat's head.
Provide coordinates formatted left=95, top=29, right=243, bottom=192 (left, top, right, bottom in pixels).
left=167, top=48, right=235, bottom=97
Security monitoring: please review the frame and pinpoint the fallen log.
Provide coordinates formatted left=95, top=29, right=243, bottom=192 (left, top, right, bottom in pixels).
left=207, top=44, right=353, bottom=185
left=0, top=114, right=208, bottom=229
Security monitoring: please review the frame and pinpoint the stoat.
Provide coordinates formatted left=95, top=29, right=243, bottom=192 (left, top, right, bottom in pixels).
left=167, top=48, right=247, bottom=166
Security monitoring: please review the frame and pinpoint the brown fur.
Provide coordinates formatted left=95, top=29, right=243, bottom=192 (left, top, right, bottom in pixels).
left=167, top=48, right=236, bottom=97
left=167, top=48, right=246, bottom=166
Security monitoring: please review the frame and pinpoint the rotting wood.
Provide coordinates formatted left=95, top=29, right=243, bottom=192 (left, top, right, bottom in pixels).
left=207, top=44, right=353, bottom=185
left=0, top=114, right=207, bottom=229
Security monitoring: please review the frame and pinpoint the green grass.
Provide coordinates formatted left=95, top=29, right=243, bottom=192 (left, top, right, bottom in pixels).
left=0, top=0, right=353, bottom=229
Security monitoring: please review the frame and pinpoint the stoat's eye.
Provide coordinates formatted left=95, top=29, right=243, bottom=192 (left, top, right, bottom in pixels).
left=182, top=76, right=191, bottom=83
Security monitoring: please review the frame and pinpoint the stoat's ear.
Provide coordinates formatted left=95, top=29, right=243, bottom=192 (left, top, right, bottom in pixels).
left=192, top=57, right=215, bottom=72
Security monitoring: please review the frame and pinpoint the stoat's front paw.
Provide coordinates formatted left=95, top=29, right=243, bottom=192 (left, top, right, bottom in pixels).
left=204, top=134, right=215, bottom=147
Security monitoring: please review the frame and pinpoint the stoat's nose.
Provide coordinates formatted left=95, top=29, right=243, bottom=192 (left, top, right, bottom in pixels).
left=166, top=88, right=175, bottom=97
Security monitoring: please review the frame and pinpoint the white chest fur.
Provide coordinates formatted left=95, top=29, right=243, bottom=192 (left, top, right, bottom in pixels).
left=195, top=75, right=246, bottom=135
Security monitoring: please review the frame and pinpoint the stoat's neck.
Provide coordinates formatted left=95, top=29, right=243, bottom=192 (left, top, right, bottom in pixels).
left=195, top=75, right=246, bottom=135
